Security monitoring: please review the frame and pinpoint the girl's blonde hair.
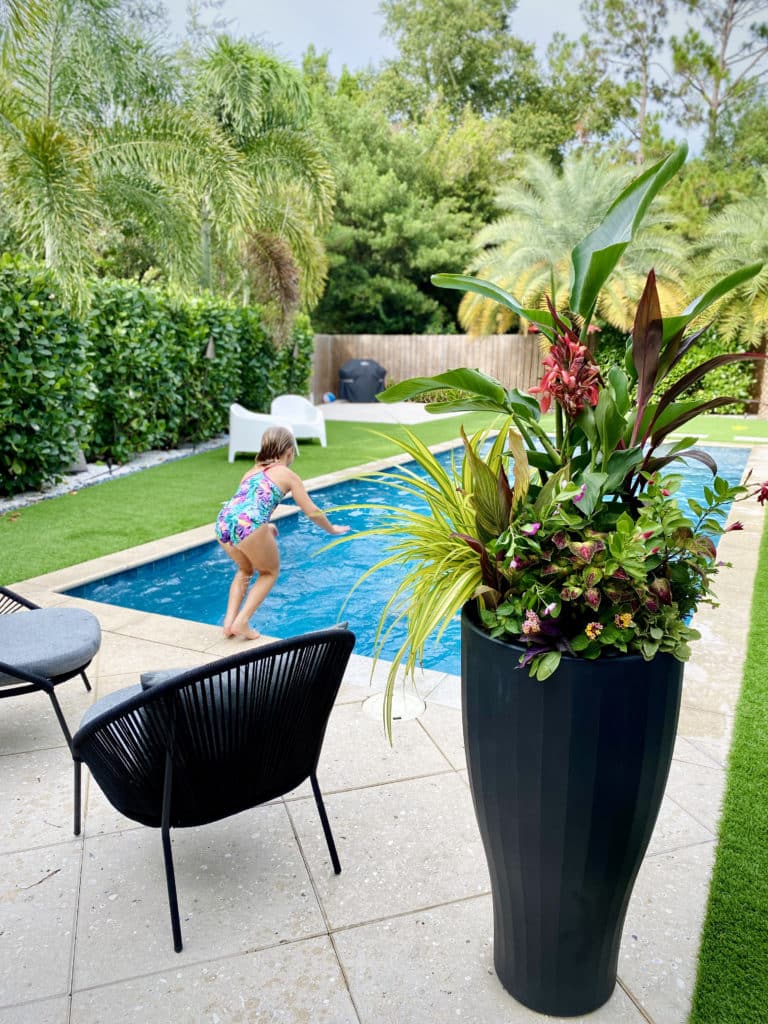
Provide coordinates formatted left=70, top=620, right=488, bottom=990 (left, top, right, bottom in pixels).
left=257, top=426, right=296, bottom=463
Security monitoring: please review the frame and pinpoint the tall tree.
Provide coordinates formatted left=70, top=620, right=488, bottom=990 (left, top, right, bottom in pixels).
left=458, top=151, right=690, bottom=333
left=671, top=0, right=768, bottom=149
left=693, top=168, right=768, bottom=348
left=190, top=36, right=335, bottom=313
left=306, top=66, right=479, bottom=333
left=581, top=0, right=670, bottom=163
left=376, top=0, right=541, bottom=120
left=0, top=0, right=253, bottom=302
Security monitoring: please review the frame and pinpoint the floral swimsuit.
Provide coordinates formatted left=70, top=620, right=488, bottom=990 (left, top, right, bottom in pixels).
left=215, top=467, right=286, bottom=546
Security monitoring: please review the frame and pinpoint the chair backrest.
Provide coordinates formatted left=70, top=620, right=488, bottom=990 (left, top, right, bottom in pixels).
left=73, top=627, right=355, bottom=829
left=0, top=586, right=39, bottom=615
left=270, top=395, right=317, bottom=423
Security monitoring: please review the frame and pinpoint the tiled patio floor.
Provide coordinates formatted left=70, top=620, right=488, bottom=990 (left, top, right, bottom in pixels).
left=2, top=441, right=767, bottom=1024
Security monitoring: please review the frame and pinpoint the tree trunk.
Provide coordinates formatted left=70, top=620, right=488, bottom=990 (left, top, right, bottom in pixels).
left=755, top=336, right=768, bottom=419
left=200, top=201, right=212, bottom=292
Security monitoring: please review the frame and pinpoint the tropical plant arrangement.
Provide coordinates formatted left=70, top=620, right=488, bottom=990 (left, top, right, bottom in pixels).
left=339, top=141, right=768, bottom=1017
left=348, top=142, right=766, bottom=714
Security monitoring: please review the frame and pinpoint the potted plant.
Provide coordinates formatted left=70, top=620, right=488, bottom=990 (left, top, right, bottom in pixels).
left=345, top=143, right=768, bottom=1017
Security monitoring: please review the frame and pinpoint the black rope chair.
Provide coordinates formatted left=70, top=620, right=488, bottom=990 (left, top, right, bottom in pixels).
left=0, top=586, right=98, bottom=748
left=72, top=625, right=356, bottom=952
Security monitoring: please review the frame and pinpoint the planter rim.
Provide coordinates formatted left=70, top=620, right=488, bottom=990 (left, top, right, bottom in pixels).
left=461, top=600, right=679, bottom=670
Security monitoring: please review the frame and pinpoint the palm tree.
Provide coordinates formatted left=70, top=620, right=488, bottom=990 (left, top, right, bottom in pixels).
left=191, top=37, right=335, bottom=317
left=694, top=170, right=768, bottom=414
left=0, top=0, right=255, bottom=304
left=458, top=151, right=690, bottom=334
left=693, top=170, right=768, bottom=349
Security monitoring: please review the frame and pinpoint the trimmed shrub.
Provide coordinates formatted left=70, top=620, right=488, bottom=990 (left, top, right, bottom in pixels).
left=0, top=262, right=316, bottom=496
left=0, top=257, right=92, bottom=496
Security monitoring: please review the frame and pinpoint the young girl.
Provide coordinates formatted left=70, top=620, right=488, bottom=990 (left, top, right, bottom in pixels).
left=215, top=425, right=350, bottom=639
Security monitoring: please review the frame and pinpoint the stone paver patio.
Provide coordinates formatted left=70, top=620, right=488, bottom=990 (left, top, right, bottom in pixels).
left=2, top=435, right=766, bottom=1024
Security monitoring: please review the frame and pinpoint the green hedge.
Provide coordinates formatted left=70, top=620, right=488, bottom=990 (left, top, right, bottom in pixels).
left=595, top=325, right=757, bottom=414
left=0, top=258, right=93, bottom=496
left=0, top=260, right=315, bottom=495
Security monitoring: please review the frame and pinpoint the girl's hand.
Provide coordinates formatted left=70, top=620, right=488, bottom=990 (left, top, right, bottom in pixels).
left=330, top=524, right=351, bottom=535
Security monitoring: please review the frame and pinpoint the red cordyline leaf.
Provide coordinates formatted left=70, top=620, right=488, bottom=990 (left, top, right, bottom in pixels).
left=631, top=270, right=663, bottom=445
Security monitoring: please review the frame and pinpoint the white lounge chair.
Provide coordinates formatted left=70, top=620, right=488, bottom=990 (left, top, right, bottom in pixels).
left=270, top=394, right=327, bottom=447
left=227, top=403, right=294, bottom=463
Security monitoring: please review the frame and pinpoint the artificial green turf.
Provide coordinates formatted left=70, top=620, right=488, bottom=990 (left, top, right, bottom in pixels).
left=688, top=518, right=768, bottom=1024
left=0, top=413, right=492, bottom=585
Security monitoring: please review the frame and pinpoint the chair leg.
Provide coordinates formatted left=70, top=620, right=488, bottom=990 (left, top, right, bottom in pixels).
left=46, top=691, right=73, bottom=751
left=161, top=751, right=183, bottom=952
left=310, top=773, right=341, bottom=875
left=74, top=760, right=82, bottom=836
left=80, top=669, right=92, bottom=693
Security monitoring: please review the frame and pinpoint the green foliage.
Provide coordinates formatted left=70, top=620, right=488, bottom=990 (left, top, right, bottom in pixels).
left=0, top=260, right=315, bottom=494
left=84, top=283, right=315, bottom=463
left=377, top=0, right=541, bottom=120
left=596, top=324, right=758, bottom=413
left=0, top=257, right=92, bottom=495
left=308, top=86, right=479, bottom=333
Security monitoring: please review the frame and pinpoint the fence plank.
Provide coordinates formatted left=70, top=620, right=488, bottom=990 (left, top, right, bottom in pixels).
left=310, top=334, right=542, bottom=402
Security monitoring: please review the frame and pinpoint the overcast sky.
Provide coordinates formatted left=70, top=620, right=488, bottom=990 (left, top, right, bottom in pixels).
left=161, top=0, right=587, bottom=74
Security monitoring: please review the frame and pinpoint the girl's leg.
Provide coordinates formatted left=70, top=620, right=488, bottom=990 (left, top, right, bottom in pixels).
left=229, top=524, right=280, bottom=638
left=218, top=541, right=254, bottom=637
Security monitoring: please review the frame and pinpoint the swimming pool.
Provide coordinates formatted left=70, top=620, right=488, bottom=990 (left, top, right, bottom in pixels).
left=65, top=444, right=750, bottom=676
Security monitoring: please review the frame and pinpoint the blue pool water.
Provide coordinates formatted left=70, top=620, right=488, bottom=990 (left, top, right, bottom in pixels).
left=66, top=445, right=749, bottom=676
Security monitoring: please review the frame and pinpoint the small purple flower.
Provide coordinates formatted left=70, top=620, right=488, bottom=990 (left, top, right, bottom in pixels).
left=572, top=484, right=587, bottom=504
left=521, top=522, right=541, bottom=537
left=543, top=602, right=557, bottom=617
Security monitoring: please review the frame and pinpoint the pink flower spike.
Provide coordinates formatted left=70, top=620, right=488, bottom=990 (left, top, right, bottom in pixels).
left=661, top=488, right=671, bottom=496
left=725, top=521, right=744, bottom=531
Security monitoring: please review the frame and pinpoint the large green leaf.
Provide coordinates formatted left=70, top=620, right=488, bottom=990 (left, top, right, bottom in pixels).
left=379, top=370, right=507, bottom=405
left=431, top=273, right=557, bottom=336
left=378, top=369, right=541, bottom=419
left=570, top=144, right=688, bottom=319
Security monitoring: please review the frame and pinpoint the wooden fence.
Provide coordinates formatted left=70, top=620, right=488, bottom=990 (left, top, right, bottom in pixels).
left=310, top=333, right=543, bottom=402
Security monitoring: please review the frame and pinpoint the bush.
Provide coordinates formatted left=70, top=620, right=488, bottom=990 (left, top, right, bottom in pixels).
left=595, top=324, right=756, bottom=415
left=0, top=257, right=93, bottom=496
left=0, top=262, right=316, bottom=496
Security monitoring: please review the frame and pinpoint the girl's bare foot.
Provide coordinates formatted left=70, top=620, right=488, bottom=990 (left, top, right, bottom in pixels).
left=230, top=618, right=260, bottom=640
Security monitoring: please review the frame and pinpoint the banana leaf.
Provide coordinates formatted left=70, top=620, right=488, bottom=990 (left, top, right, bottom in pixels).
left=570, top=144, right=688, bottom=320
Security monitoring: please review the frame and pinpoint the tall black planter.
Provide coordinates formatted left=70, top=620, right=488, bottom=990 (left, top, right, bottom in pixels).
left=461, top=603, right=684, bottom=1017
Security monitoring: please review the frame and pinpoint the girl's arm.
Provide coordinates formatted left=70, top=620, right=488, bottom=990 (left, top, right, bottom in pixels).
left=275, top=468, right=350, bottom=535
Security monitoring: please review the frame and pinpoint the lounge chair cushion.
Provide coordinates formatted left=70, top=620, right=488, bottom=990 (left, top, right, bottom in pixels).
left=140, top=668, right=186, bottom=689
left=0, top=607, right=101, bottom=687
left=79, top=684, right=144, bottom=729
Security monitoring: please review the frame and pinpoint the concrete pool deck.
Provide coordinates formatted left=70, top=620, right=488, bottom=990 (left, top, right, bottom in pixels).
left=2, top=427, right=767, bottom=1023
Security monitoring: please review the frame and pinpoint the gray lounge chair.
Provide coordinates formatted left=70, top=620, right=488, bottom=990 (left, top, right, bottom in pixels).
left=0, top=586, right=101, bottom=748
